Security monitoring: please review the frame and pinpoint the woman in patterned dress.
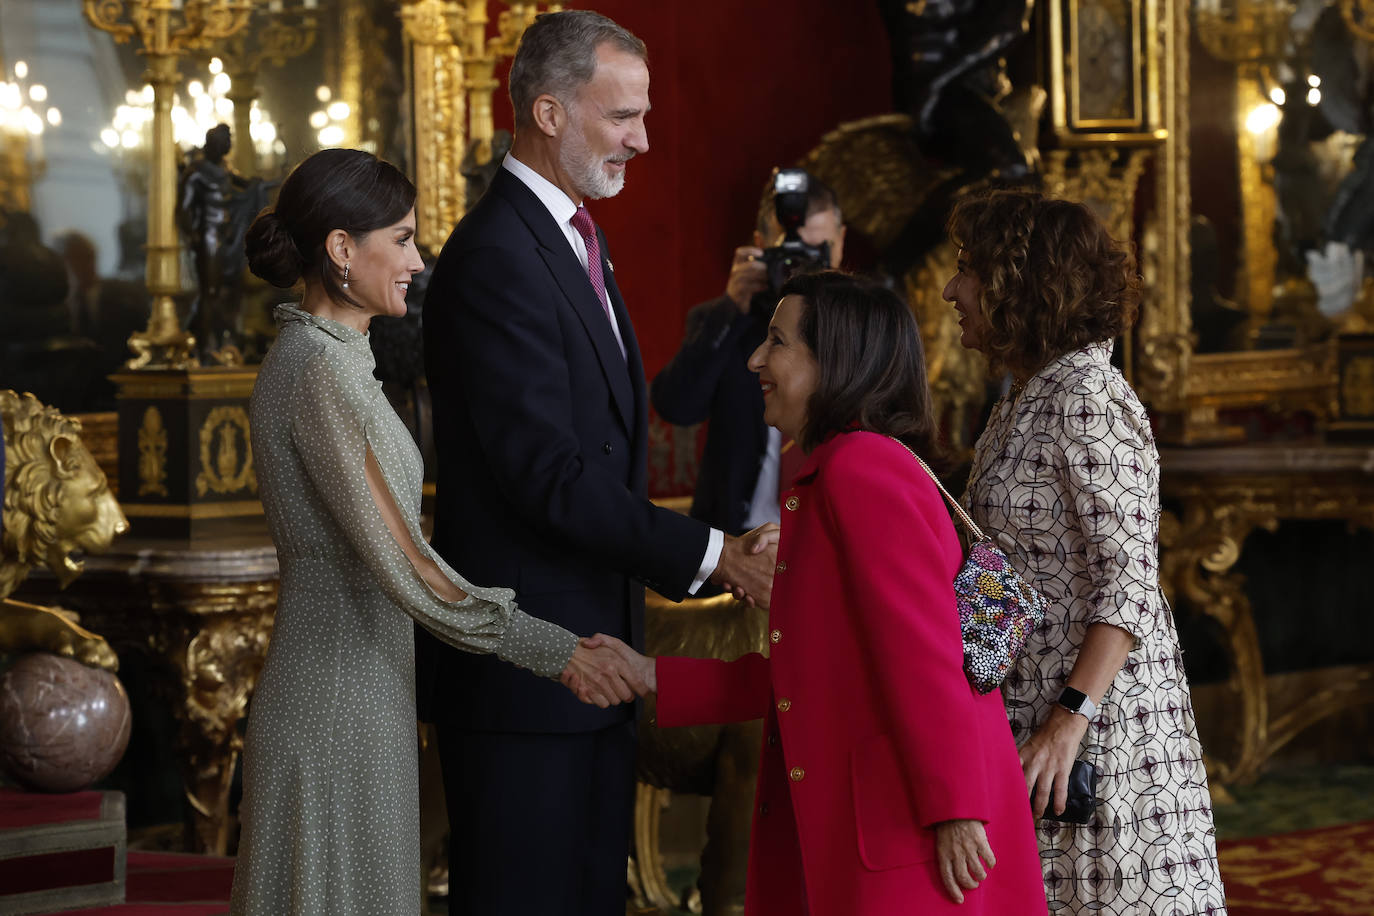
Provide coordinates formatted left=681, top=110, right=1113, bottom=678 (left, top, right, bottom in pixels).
left=231, top=149, right=643, bottom=915
left=944, top=189, right=1228, bottom=915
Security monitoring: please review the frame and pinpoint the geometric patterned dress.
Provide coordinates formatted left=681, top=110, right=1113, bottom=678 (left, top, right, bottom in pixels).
left=964, top=341, right=1228, bottom=915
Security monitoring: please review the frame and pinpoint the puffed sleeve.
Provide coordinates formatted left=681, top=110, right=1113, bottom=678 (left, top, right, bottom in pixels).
left=291, top=348, right=578, bottom=677
left=822, top=438, right=993, bottom=828
left=1054, top=378, right=1162, bottom=644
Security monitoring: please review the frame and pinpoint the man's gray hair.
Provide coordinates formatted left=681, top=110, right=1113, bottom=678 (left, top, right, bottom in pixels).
left=508, top=10, right=647, bottom=128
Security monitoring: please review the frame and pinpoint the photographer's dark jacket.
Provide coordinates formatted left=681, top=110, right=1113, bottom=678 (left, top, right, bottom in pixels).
left=651, top=293, right=770, bottom=535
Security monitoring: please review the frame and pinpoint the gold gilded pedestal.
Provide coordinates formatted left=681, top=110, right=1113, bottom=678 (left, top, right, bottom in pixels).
left=1160, top=446, right=1374, bottom=787
left=112, top=367, right=263, bottom=540
left=20, top=374, right=275, bottom=853
left=15, top=534, right=277, bottom=854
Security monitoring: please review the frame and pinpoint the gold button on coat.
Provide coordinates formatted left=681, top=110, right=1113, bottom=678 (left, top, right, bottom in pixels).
left=784, top=495, right=799, bottom=511
left=789, top=766, right=805, bottom=782
left=776, top=560, right=787, bottom=572
left=777, top=697, right=791, bottom=712
left=770, top=628, right=782, bottom=644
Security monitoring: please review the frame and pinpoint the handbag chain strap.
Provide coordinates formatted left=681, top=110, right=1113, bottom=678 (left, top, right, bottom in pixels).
left=886, top=437, right=988, bottom=543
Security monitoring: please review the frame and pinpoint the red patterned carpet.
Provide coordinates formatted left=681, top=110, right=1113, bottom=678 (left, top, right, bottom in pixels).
left=1220, top=820, right=1374, bottom=915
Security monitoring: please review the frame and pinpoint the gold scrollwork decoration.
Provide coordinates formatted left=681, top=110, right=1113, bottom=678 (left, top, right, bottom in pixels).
left=137, top=405, right=170, bottom=497
left=84, top=0, right=138, bottom=43
left=181, top=0, right=255, bottom=49
left=195, top=406, right=256, bottom=497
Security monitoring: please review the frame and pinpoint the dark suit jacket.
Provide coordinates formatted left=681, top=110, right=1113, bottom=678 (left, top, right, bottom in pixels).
left=651, top=294, right=770, bottom=535
left=417, top=166, right=709, bottom=734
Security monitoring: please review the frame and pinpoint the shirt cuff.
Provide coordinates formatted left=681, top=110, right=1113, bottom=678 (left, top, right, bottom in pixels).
left=494, top=606, right=579, bottom=679
left=688, top=527, right=725, bottom=596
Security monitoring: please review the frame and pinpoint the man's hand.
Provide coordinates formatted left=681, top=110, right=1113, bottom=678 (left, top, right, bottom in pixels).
left=577, top=634, right=656, bottom=694
left=711, top=522, right=780, bottom=607
left=559, top=640, right=649, bottom=708
left=934, top=819, right=996, bottom=904
left=725, top=245, right=768, bottom=312
left=1020, top=705, right=1090, bottom=817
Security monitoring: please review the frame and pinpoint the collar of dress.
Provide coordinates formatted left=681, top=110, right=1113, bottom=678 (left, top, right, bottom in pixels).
left=1021, top=339, right=1114, bottom=396
left=274, top=303, right=370, bottom=346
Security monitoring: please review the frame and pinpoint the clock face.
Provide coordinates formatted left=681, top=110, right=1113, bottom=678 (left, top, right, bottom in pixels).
left=1074, top=0, right=1135, bottom=125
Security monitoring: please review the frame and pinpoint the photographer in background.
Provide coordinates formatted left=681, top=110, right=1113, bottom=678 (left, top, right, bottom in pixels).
left=651, top=169, right=845, bottom=535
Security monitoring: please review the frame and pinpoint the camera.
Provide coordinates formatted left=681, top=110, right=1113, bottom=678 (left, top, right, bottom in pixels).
left=758, top=168, right=831, bottom=295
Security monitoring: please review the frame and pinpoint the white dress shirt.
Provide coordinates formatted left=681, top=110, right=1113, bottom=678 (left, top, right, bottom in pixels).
left=501, top=154, right=723, bottom=593
left=743, top=427, right=783, bottom=530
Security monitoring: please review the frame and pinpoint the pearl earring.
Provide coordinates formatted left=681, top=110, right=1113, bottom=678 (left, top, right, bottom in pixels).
left=342, top=262, right=350, bottom=289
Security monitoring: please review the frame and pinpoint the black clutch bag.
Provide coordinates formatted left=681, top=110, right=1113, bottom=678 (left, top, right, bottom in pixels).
left=1040, top=760, right=1097, bottom=824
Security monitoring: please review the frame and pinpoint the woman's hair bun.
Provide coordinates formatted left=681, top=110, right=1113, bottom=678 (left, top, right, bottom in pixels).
left=245, top=208, right=305, bottom=288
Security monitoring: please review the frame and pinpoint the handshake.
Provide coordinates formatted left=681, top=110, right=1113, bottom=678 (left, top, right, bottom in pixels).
left=558, top=522, right=780, bottom=708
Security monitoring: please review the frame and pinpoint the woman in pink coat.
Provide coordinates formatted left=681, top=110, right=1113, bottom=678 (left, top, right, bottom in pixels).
left=595, top=272, right=1046, bottom=915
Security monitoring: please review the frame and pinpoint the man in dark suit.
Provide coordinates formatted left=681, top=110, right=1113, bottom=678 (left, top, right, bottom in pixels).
left=418, top=11, right=778, bottom=915
left=651, top=175, right=845, bottom=536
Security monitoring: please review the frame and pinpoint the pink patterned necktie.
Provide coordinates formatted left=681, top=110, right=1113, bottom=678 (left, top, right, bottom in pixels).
left=569, top=205, right=612, bottom=325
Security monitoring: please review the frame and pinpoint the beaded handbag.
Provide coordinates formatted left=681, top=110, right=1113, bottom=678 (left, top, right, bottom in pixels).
left=889, top=439, right=1050, bottom=694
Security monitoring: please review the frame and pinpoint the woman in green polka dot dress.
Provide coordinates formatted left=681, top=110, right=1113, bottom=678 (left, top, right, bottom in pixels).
left=230, top=149, right=644, bottom=915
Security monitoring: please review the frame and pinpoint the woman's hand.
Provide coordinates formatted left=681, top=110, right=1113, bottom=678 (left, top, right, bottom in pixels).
left=934, top=819, right=995, bottom=904
left=1019, top=705, right=1090, bottom=817
left=575, top=634, right=656, bottom=695
left=559, top=637, right=652, bottom=708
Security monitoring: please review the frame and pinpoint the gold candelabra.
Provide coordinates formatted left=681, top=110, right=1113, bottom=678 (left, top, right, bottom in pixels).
left=399, top=1, right=557, bottom=251
left=83, top=0, right=256, bottom=371
left=219, top=3, right=318, bottom=176
left=0, top=60, right=61, bottom=213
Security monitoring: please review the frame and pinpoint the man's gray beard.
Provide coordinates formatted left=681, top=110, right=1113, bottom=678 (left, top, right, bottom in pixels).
left=561, top=121, right=626, bottom=200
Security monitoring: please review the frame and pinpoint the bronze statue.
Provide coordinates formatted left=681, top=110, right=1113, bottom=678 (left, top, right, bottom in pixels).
left=0, top=390, right=127, bottom=669
left=177, top=124, right=275, bottom=365
left=874, top=0, right=1035, bottom=277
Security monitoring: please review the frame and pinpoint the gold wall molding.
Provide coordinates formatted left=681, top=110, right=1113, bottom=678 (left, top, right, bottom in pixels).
left=401, top=0, right=467, bottom=252
left=400, top=1, right=559, bottom=250
left=1135, top=0, right=1191, bottom=412
left=1235, top=70, right=1277, bottom=327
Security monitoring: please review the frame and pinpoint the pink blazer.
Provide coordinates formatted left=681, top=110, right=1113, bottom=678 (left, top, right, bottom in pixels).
left=656, top=431, right=1046, bottom=916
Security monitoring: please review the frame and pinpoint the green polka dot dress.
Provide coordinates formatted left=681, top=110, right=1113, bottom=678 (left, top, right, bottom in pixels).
left=230, top=305, right=577, bottom=915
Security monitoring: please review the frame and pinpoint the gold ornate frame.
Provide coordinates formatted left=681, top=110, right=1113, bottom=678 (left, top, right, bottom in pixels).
left=1134, top=4, right=1340, bottom=443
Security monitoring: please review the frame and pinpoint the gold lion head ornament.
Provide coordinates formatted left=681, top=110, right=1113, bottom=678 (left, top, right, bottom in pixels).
left=1, top=390, right=129, bottom=598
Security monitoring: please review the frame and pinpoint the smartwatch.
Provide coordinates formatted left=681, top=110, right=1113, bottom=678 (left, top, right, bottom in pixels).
left=1057, top=686, right=1097, bottom=720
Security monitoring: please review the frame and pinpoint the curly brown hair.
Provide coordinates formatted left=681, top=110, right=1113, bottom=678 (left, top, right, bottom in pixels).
left=946, top=189, right=1141, bottom=379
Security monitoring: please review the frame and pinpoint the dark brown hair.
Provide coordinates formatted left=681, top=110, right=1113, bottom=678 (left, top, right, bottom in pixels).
left=245, top=148, right=416, bottom=309
left=781, top=271, right=941, bottom=462
left=946, top=189, right=1142, bottom=379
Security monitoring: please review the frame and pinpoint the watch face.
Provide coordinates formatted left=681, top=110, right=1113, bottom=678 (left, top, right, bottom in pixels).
left=1060, top=686, right=1089, bottom=711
